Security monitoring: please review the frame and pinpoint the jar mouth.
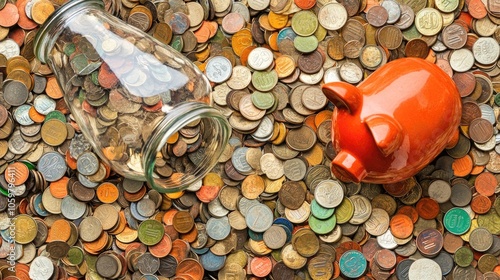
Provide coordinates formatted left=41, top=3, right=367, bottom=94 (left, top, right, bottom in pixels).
left=143, top=102, right=231, bottom=193
left=34, top=0, right=104, bottom=63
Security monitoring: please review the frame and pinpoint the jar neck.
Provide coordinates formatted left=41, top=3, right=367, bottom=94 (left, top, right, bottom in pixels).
left=34, top=0, right=105, bottom=64
left=143, top=102, right=231, bottom=193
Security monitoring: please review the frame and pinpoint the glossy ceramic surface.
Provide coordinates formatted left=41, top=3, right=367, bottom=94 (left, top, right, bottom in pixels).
left=322, top=58, right=462, bottom=184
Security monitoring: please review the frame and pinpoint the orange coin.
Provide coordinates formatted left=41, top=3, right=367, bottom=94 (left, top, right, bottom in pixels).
left=4, top=162, right=29, bottom=186
left=470, top=194, right=491, bottom=214
left=98, top=62, right=119, bottom=89
left=180, top=226, right=198, bottom=243
left=415, top=197, right=440, bottom=220
left=452, top=155, right=473, bottom=177
left=49, top=177, right=69, bottom=199
left=45, top=76, right=64, bottom=99
left=268, top=11, right=289, bottom=29
left=83, top=231, right=109, bottom=253
left=470, top=165, right=485, bottom=175
left=96, top=182, right=119, bottom=203
left=196, top=185, right=221, bottom=203
left=294, top=0, right=317, bottom=10
left=65, top=150, right=77, bottom=170
left=170, top=239, right=190, bottom=263
left=304, top=115, right=317, bottom=131
left=176, top=258, right=204, bottom=280
left=193, top=21, right=212, bottom=43
left=149, top=235, right=172, bottom=258
left=162, top=209, right=179, bottom=225
left=389, top=214, right=414, bottom=239
left=47, top=219, right=71, bottom=242
left=474, top=172, right=497, bottom=197
left=468, top=0, right=487, bottom=19
left=250, top=256, right=273, bottom=278
left=0, top=3, right=20, bottom=27
left=314, top=110, right=333, bottom=128
left=268, top=32, right=279, bottom=51
left=28, top=106, right=45, bottom=123
left=396, top=205, right=419, bottom=223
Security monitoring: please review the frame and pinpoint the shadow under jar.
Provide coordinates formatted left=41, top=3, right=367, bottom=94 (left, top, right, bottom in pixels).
left=34, top=0, right=230, bottom=193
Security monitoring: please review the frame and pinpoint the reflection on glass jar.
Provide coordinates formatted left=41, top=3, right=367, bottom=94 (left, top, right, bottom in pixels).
left=34, top=0, right=230, bottom=192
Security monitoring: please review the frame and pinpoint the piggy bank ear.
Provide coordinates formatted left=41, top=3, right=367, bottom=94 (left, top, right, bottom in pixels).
left=321, top=82, right=361, bottom=114
left=364, top=114, right=403, bottom=157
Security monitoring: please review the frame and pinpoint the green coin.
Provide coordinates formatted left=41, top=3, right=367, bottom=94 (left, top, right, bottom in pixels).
left=494, top=94, right=500, bottom=107
left=67, top=246, right=84, bottom=265
left=294, top=35, right=319, bottom=53
left=63, top=43, right=76, bottom=57
left=91, top=70, right=100, bottom=85
left=402, top=24, right=422, bottom=41
left=291, top=10, right=318, bottom=36
left=170, top=35, right=184, bottom=52
left=251, top=91, right=275, bottom=110
left=252, top=70, right=278, bottom=92
left=45, top=110, right=66, bottom=123
left=70, top=53, right=90, bottom=75
left=85, top=254, right=98, bottom=271
left=443, top=207, right=471, bottom=235
left=309, top=213, right=336, bottom=235
left=138, top=219, right=165, bottom=246
left=478, top=209, right=500, bottom=235
left=310, top=199, right=335, bottom=220
left=335, top=197, right=354, bottom=224
left=454, top=246, right=474, bottom=267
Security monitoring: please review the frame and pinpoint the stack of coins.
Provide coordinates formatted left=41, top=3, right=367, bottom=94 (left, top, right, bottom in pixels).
left=1, top=0, right=500, bottom=279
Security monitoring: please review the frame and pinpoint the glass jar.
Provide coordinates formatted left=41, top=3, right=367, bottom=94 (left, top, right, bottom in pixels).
left=34, top=0, right=230, bottom=193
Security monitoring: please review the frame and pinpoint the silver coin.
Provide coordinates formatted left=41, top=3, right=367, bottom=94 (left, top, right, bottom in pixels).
left=205, top=56, right=233, bottom=83
left=206, top=216, right=231, bottom=240
left=377, top=228, right=398, bottom=249
left=76, top=152, right=100, bottom=176
left=251, top=116, right=274, bottom=141
left=339, top=61, right=363, bottom=84
left=8, top=130, right=33, bottom=155
left=136, top=198, right=156, bottom=217
left=61, top=196, right=87, bottom=220
left=283, top=158, right=307, bottom=181
left=349, top=194, right=372, bottom=224
left=238, top=197, right=261, bottom=217
left=37, top=152, right=67, bottom=182
left=3, top=80, right=29, bottom=106
left=380, top=0, right=402, bottom=24
left=480, top=104, right=496, bottom=125
left=231, top=147, right=253, bottom=174
left=245, top=203, right=273, bottom=232
left=408, top=258, right=442, bottom=280
left=0, top=39, right=20, bottom=59
left=247, top=47, right=274, bottom=71
left=122, top=178, right=144, bottom=193
left=260, top=153, right=284, bottom=180
left=314, top=180, right=344, bottom=208
left=13, top=105, right=34, bottom=126
left=208, top=197, right=230, bottom=218
left=33, top=94, right=57, bottom=115
left=449, top=48, right=475, bottom=72
left=473, top=37, right=500, bottom=65
left=29, top=256, right=54, bottom=280
left=77, top=173, right=99, bottom=188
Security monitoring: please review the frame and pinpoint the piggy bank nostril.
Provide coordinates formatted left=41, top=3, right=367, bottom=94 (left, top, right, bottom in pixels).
left=331, top=151, right=367, bottom=183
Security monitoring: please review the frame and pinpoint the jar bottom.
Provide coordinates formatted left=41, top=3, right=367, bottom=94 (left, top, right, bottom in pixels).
left=143, top=102, right=230, bottom=193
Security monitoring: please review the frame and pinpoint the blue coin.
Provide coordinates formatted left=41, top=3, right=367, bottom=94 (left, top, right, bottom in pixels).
left=33, top=193, right=50, bottom=217
left=206, top=216, right=231, bottom=240
left=277, top=27, right=297, bottom=44
left=277, top=224, right=292, bottom=243
left=273, top=217, right=293, bottom=233
left=192, top=247, right=209, bottom=255
left=248, top=229, right=264, bottom=241
left=200, top=251, right=226, bottom=272
left=339, top=250, right=367, bottom=278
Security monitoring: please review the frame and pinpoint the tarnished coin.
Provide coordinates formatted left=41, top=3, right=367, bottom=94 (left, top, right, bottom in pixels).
left=314, top=180, right=344, bottom=208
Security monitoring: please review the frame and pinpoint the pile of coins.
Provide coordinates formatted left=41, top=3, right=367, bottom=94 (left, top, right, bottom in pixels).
left=0, top=0, right=500, bottom=279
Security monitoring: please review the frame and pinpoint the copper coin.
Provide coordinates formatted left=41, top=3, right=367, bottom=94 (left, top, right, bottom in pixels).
left=4, top=161, right=29, bottom=185
left=442, top=23, right=467, bottom=49
left=416, top=228, right=443, bottom=257
left=297, top=50, right=324, bottom=74
left=172, top=211, right=195, bottom=234
left=475, top=172, right=498, bottom=197
left=415, top=197, right=440, bottom=220
left=374, top=249, right=397, bottom=270
left=443, top=232, right=464, bottom=254
left=405, top=39, right=430, bottom=58
left=471, top=194, right=492, bottom=215
left=469, top=118, right=494, bottom=144
left=366, top=5, right=388, bottom=27
left=461, top=101, right=482, bottom=126
left=390, top=214, right=414, bottom=239
left=278, top=181, right=306, bottom=210
left=0, top=105, right=8, bottom=127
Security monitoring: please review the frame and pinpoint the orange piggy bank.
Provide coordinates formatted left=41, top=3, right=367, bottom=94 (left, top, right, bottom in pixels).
left=322, top=58, right=462, bottom=184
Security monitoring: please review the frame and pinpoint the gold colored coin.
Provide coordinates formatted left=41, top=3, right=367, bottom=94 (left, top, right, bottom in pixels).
left=15, top=214, right=38, bottom=244
left=31, top=0, right=55, bottom=25
left=41, top=119, right=68, bottom=146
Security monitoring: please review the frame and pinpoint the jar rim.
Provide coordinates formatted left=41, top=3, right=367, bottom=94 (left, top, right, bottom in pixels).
left=34, top=0, right=104, bottom=63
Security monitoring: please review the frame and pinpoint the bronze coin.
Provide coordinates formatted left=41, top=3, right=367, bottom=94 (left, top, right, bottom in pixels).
left=297, top=50, right=324, bottom=74
left=278, top=181, right=306, bottom=210
left=453, top=72, right=476, bottom=97
left=172, top=211, right=195, bottom=234
left=405, top=39, right=430, bottom=58
left=469, top=118, right=494, bottom=144
left=460, top=101, right=482, bottom=126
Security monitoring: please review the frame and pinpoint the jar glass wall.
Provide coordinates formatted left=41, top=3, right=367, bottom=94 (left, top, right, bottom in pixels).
left=34, top=0, right=230, bottom=192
